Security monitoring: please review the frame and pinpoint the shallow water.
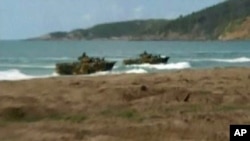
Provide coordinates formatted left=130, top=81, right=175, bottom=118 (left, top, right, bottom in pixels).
left=0, top=40, right=250, bottom=80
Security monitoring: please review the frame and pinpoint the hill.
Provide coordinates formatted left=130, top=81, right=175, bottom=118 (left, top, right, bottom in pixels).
left=162, top=0, right=250, bottom=40
left=34, top=0, right=250, bottom=41
left=35, top=19, right=169, bottom=40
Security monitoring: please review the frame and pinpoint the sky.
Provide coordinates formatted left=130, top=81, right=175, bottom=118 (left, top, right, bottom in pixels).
left=0, top=0, right=225, bottom=40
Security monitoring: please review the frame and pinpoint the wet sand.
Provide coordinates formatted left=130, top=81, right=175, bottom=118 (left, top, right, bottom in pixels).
left=1, top=68, right=250, bottom=141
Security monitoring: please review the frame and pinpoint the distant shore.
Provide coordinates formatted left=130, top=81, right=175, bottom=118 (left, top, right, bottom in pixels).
left=1, top=67, right=250, bottom=141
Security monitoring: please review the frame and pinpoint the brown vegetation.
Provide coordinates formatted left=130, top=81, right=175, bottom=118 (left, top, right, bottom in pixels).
left=219, top=17, right=250, bottom=40
left=1, top=68, right=250, bottom=141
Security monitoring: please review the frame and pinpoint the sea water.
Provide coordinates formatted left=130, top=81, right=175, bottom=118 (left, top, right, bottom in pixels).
left=0, top=40, right=250, bottom=80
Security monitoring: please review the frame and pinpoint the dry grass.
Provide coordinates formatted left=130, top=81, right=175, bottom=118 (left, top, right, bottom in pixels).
left=220, top=16, right=250, bottom=40
left=1, top=68, right=250, bottom=141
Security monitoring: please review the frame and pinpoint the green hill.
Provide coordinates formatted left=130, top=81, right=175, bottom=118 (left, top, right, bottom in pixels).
left=37, top=20, right=168, bottom=40
left=161, top=0, right=250, bottom=40
left=36, top=0, right=250, bottom=41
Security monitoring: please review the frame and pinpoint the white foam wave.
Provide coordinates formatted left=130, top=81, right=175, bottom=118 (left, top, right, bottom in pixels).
left=90, top=71, right=111, bottom=76
left=37, top=57, right=74, bottom=61
left=125, top=69, right=147, bottom=74
left=52, top=72, right=59, bottom=76
left=126, top=62, right=191, bottom=70
left=0, top=57, right=27, bottom=61
left=0, top=69, right=55, bottom=81
left=0, top=69, right=34, bottom=81
left=187, top=57, right=250, bottom=63
left=89, top=68, right=147, bottom=76
left=0, top=64, right=55, bottom=69
left=211, top=57, right=250, bottom=63
left=0, top=57, right=74, bottom=61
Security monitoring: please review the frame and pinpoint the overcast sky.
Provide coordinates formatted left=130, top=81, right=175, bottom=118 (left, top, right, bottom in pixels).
left=0, top=0, right=225, bottom=40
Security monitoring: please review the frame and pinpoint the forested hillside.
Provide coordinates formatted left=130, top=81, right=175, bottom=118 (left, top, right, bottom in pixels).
left=35, top=0, right=250, bottom=40
left=161, top=0, right=250, bottom=40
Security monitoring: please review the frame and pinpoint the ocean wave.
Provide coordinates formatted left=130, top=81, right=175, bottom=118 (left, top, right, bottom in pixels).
left=90, top=69, right=147, bottom=76
left=0, top=69, right=34, bottom=80
left=0, top=69, right=56, bottom=81
left=0, top=64, right=55, bottom=69
left=187, top=57, right=250, bottom=63
left=126, top=62, right=191, bottom=70
left=36, top=57, right=74, bottom=61
left=0, top=57, right=74, bottom=61
left=0, top=57, right=28, bottom=61
left=125, top=69, right=148, bottom=74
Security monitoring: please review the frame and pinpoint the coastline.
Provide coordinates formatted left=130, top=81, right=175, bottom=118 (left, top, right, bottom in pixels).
left=1, top=67, right=250, bottom=141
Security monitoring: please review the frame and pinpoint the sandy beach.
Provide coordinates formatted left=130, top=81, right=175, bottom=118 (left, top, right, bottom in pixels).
left=0, top=68, right=250, bottom=141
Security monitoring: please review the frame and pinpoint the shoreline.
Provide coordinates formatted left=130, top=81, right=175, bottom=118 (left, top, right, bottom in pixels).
left=1, top=67, right=250, bottom=141
left=0, top=66, right=248, bottom=82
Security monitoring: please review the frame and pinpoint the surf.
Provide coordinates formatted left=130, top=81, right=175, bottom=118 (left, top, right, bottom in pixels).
left=0, top=69, right=56, bottom=81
